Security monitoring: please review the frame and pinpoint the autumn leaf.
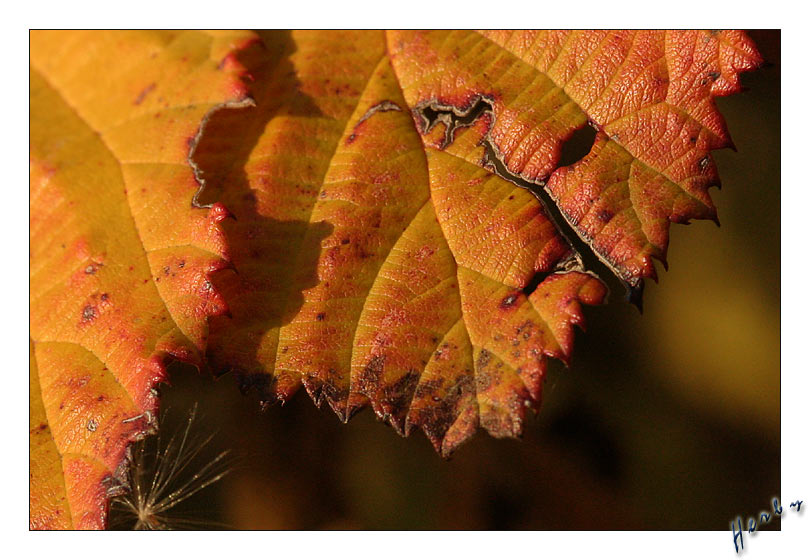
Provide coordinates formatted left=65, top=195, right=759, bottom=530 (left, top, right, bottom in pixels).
left=393, top=30, right=762, bottom=291
left=29, top=30, right=254, bottom=529
left=30, top=30, right=763, bottom=530
left=190, top=30, right=760, bottom=456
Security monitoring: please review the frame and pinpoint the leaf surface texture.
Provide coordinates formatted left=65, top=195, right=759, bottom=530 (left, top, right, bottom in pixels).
left=29, top=30, right=254, bottom=528
left=29, top=31, right=761, bottom=530
left=192, top=30, right=759, bottom=454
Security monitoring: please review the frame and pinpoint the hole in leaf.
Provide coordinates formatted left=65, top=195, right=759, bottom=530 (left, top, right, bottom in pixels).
left=415, top=96, right=494, bottom=148
left=416, top=100, right=640, bottom=307
left=521, top=269, right=546, bottom=297
left=557, top=124, right=597, bottom=168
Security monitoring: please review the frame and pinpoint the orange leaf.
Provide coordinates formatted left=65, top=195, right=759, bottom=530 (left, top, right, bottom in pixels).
left=29, top=32, right=762, bottom=524
left=29, top=30, right=254, bottom=529
left=193, top=30, right=758, bottom=455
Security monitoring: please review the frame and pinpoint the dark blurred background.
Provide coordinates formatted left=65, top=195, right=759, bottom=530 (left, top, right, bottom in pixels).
left=113, top=30, right=780, bottom=531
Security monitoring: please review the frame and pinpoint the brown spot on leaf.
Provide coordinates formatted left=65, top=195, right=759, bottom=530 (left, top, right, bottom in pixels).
left=358, top=355, right=386, bottom=395
left=477, top=348, right=491, bottom=370
left=133, top=83, right=156, bottom=105
left=320, top=379, right=349, bottom=413
left=81, top=305, right=97, bottom=323
left=597, top=209, right=614, bottom=222
left=500, top=292, right=520, bottom=309
left=415, top=377, right=443, bottom=400
left=84, top=262, right=102, bottom=274
left=381, top=370, right=420, bottom=432
left=409, top=373, right=474, bottom=446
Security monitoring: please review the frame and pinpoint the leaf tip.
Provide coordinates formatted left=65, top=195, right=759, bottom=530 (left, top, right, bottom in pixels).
left=626, top=281, right=645, bottom=314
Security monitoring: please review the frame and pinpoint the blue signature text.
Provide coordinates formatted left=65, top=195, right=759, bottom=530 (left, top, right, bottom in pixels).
left=731, top=497, right=804, bottom=553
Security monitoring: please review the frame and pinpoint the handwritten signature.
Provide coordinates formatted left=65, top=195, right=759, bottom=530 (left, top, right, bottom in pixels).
left=731, top=497, right=804, bottom=553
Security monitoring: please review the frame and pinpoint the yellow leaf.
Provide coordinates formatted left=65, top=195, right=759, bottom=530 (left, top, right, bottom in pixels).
left=193, top=30, right=758, bottom=455
left=29, top=30, right=254, bottom=529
